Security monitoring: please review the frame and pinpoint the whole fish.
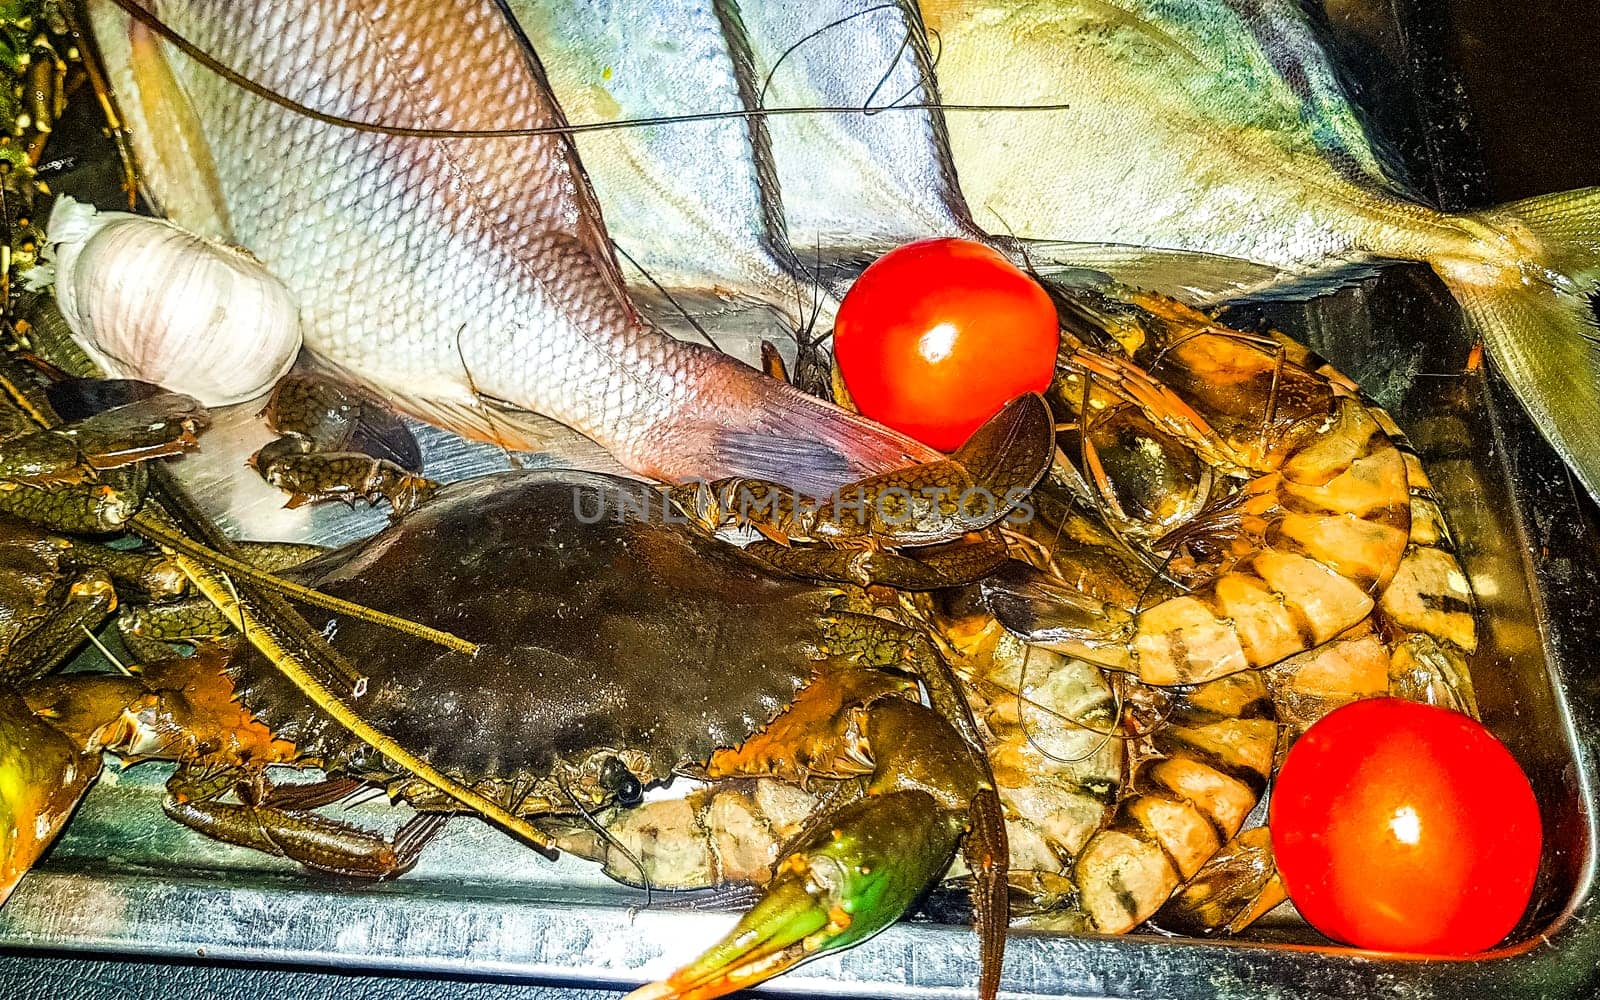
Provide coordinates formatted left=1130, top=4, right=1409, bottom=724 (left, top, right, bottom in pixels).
left=922, top=0, right=1600, bottom=498
left=83, top=0, right=939, bottom=494
left=506, top=0, right=815, bottom=327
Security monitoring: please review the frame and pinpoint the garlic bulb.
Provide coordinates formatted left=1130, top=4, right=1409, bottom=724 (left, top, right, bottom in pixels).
left=43, top=196, right=302, bottom=406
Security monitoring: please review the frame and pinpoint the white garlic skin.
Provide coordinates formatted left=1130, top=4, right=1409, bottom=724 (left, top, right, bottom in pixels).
left=45, top=196, right=302, bottom=406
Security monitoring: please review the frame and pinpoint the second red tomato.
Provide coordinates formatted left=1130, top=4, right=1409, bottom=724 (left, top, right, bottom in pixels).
left=834, top=238, right=1058, bottom=451
left=1270, top=698, right=1541, bottom=954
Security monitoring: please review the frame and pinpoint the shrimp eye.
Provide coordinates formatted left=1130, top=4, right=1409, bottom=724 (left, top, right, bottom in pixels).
left=615, top=772, right=644, bottom=807
left=599, top=755, right=644, bottom=806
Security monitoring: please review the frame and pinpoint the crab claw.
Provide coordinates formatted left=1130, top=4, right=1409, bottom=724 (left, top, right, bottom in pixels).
left=0, top=689, right=100, bottom=906
left=628, top=788, right=968, bottom=1000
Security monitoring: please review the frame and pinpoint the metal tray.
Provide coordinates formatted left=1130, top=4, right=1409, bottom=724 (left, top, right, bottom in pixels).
left=2, top=1, right=1598, bottom=997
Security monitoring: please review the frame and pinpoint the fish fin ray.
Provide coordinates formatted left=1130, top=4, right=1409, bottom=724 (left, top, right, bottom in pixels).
left=1443, top=187, right=1600, bottom=500
left=88, top=3, right=232, bottom=239
left=490, top=0, right=634, bottom=313
left=377, top=389, right=634, bottom=478
left=703, top=382, right=942, bottom=496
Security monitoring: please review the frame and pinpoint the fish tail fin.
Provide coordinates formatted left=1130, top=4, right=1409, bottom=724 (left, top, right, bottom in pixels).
left=664, top=357, right=942, bottom=496
left=705, top=384, right=944, bottom=496
left=1435, top=187, right=1600, bottom=497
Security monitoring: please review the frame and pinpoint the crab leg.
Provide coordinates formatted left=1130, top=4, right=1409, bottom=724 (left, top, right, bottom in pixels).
left=249, top=373, right=438, bottom=516
left=744, top=529, right=1011, bottom=589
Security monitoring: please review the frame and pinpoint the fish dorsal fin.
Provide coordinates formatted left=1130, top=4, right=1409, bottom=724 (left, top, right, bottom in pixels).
left=491, top=0, right=636, bottom=315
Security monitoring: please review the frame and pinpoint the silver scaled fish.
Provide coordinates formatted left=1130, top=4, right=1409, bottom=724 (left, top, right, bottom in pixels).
left=84, top=0, right=939, bottom=494
left=506, top=0, right=816, bottom=328
left=924, top=0, right=1600, bottom=498
left=733, top=0, right=982, bottom=252
left=509, top=0, right=984, bottom=326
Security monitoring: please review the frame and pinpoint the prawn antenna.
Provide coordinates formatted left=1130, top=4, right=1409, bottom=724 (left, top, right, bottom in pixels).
left=993, top=207, right=1035, bottom=274
left=558, top=775, right=654, bottom=908
left=1013, top=644, right=1128, bottom=763
left=136, top=513, right=481, bottom=657
left=803, top=237, right=836, bottom=351
left=864, top=15, right=923, bottom=114
left=755, top=4, right=923, bottom=117
left=453, top=323, right=521, bottom=469
left=79, top=622, right=133, bottom=675
left=611, top=241, right=722, bottom=354
left=757, top=4, right=899, bottom=110
left=102, top=0, right=1071, bottom=142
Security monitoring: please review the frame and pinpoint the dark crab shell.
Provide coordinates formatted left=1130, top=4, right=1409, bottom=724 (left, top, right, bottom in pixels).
left=227, top=470, right=836, bottom=790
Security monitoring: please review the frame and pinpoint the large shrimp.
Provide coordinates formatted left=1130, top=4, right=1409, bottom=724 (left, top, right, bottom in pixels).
left=932, top=593, right=1122, bottom=918
left=1260, top=399, right=1479, bottom=731
left=1152, top=469, right=1481, bottom=936
left=1007, top=455, right=1477, bottom=938
left=1153, top=404, right=1480, bottom=935
left=976, top=284, right=1478, bottom=934
left=993, top=283, right=1413, bottom=688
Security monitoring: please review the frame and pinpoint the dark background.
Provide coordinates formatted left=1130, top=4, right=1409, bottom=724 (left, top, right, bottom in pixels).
left=1443, top=0, right=1600, bottom=200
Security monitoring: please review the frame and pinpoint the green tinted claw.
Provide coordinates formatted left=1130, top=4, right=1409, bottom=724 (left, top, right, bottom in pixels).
left=628, top=789, right=968, bottom=1000
left=0, top=688, right=99, bottom=906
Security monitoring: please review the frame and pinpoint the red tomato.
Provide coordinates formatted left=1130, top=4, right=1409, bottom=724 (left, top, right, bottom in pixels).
left=1270, top=698, right=1541, bottom=954
left=834, top=238, right=1058, bottom=451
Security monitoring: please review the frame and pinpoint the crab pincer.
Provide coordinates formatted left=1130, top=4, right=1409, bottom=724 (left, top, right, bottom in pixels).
left=629, top=699, right=995, bottom=1000
left=0, top=688, right=100, bottom=907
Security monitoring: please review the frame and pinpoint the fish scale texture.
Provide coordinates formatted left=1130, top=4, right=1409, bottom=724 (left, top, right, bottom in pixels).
left=736, top=0, right=978, bottom=247
left=139, top=0, right=655, bottom=438
left=510, top=0, right=804, bottom=308
left=89, top=0, right=938, bottom=489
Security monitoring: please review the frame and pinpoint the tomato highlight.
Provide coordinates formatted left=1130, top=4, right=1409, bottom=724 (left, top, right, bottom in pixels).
left=834, top=238, right=1058, bottom=451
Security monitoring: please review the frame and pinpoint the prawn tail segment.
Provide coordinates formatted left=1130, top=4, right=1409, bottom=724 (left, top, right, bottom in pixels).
left=1073, top=672, right=1278, bottom=934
